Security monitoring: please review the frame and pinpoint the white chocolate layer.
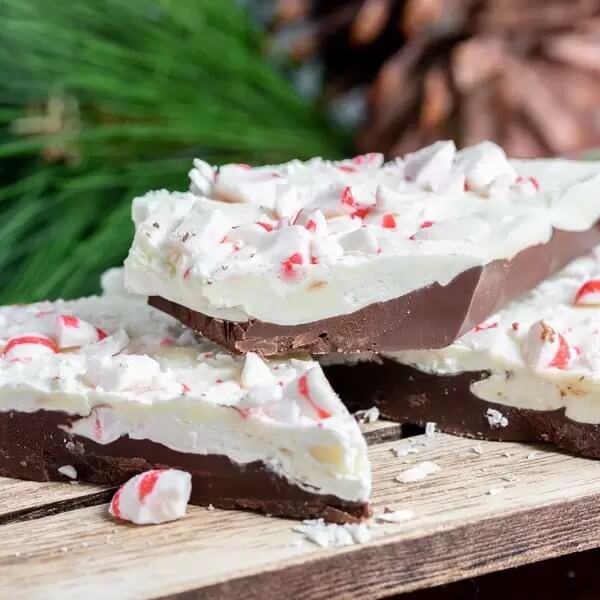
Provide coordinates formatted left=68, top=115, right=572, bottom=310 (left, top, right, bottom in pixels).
left=381, top=247, right=600, bottom=424
left=0, top=282, right=370, bottom=503
left=124, top=142, right=600, bottom=325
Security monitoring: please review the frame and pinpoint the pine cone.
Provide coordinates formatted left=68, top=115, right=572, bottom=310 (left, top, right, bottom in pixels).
left=273, top=0, right=600, bottom=158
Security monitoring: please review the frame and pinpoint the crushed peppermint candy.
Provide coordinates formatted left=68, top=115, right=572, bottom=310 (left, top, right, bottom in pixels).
left=354, top=406, right=380, bottom=424
left=485, top=408, right=508, bottom=429
left=521, top=320, right=574, bottom=371
left=109, top=469, right=192, bottom=525
left=375, top=509, right=415, bottom=523
left=391, top=444, right=421, bottom=458
left=396, top=461, right=441, bottom=483
left=293, top=519, right=371, bottom=548
left=574, top=280, right=600, bottom=306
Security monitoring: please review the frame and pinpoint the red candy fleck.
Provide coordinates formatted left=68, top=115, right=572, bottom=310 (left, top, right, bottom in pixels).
left=110, top=486, right=123, bottom=519
left=305, top=219, right=317, bottom=232
left=160, top=337, right=175, bottom=347
left=352, top=207, right=371, bottom=219
left=183, top=267, right=192, bottom=280
left=297, top=374, right=331, bottom=420
left=137, top=470, right=163, bottom=503
left=60, top=315, right=80, bottom=328
left=338, top=165, right=357, bottom=173
left=473, top=322, right=498, bottom=333
left=574, top=280, right=600, bottom=305
left=281, top=252, right=304, bottom=281
left=310, top=256, right=319, bottom=265
left=340, top=186, right=355, bottom=207
left=381, top=214, right=396, bottom=229
left=239, top=407, right=252, bottom=419
left=3, top=335, right=58, bottom=356
left=517, top=176, right=540, bottom=191
left=256, top=222, right=273, bottom=232
left=215, top=378, right=223, bottom=384
left=352, top=153, right=377, bottom=165
left=512, top=322, right=520, bottom=331
left=548, top=334, right=572, bottom=369
left=96, top=327, right=108, bottom=341
left=181, top=383, right=191, bottom=394
left=409, top=221, right=435, bottom=240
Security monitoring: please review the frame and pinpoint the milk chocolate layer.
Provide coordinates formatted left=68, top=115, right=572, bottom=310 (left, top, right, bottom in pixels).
left=150, top=225, right=600, bottom=355
left=0, top=410, right=369, bottom=523
left=324, top=359, right=600, bottom=459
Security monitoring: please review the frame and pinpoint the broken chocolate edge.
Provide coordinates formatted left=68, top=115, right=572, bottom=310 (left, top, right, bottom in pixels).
left=324, top=358, right=600, bottom=459
left=149, top=224, right=600, bottom=355
left=0, top=410, right=370, bottom=523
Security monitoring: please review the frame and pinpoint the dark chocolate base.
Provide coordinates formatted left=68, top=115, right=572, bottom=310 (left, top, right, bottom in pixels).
left=0, top=410, right=370, bottom=523
left=324, top=359, right=600, bottom=459
left=150, top=225, right=600, bottom=355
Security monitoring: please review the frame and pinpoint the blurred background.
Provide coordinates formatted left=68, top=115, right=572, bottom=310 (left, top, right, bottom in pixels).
left=2, top=0, right=600, bottom=303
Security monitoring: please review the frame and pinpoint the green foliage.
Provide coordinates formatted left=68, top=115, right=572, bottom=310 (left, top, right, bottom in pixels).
left=0, top=0, right=349, bottom=302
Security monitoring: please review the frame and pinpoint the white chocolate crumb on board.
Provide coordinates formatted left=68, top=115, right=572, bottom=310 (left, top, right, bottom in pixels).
left=375, top=509, right=415, bottom=523
left=396, top=461, right=441, bottom=483
left=57, top=465, right=78, bottom=480
left=292, top=519, right=371, bottom=548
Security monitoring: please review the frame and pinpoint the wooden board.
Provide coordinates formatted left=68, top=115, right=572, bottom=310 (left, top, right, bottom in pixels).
left=3, top=428, right=600, bottom=599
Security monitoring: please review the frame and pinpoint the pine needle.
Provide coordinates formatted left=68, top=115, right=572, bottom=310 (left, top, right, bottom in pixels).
left=0, top=0, right=349, bottom=302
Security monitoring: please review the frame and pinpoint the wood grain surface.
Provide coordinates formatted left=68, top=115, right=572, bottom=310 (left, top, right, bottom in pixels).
left=2, top=431, right=600, bottom=599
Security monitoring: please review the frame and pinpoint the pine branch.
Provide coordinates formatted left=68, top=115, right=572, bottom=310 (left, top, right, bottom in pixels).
left=0, top=0, right=350, bottom=302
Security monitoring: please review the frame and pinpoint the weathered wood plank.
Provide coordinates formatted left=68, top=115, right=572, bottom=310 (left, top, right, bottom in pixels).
left=359, top=418, right=403, bottom=444
left=0, top=478, right=110, bottom=519
left=3, top=433, right=600, bottom=599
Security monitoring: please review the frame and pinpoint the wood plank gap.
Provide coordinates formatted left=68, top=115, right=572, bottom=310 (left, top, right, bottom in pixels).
left=0, top=489, right=115, bottom=526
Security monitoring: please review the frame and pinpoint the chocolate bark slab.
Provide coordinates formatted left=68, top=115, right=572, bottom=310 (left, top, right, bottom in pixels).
left=0, top=409, right=370, bottom=523
left=324, top=359, right=600, bottom=459
left=149, top=224, right=600, bottom=355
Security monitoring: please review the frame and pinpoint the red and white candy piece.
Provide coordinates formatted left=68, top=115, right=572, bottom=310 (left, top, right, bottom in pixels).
left=521, top=320, right=574, bottom=370
left=454, top=141, right=516, bottom=191
left=56, top=314, right=106, bottom=349
left=109, top=469, right=192, bottom=525
left=3, top=334, right=58, bottom=361
left=574, top=280, right=600, bottom=306
left=293, top=209, right=328, bottom=236
left=296, top=367, right=338, bottom=421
